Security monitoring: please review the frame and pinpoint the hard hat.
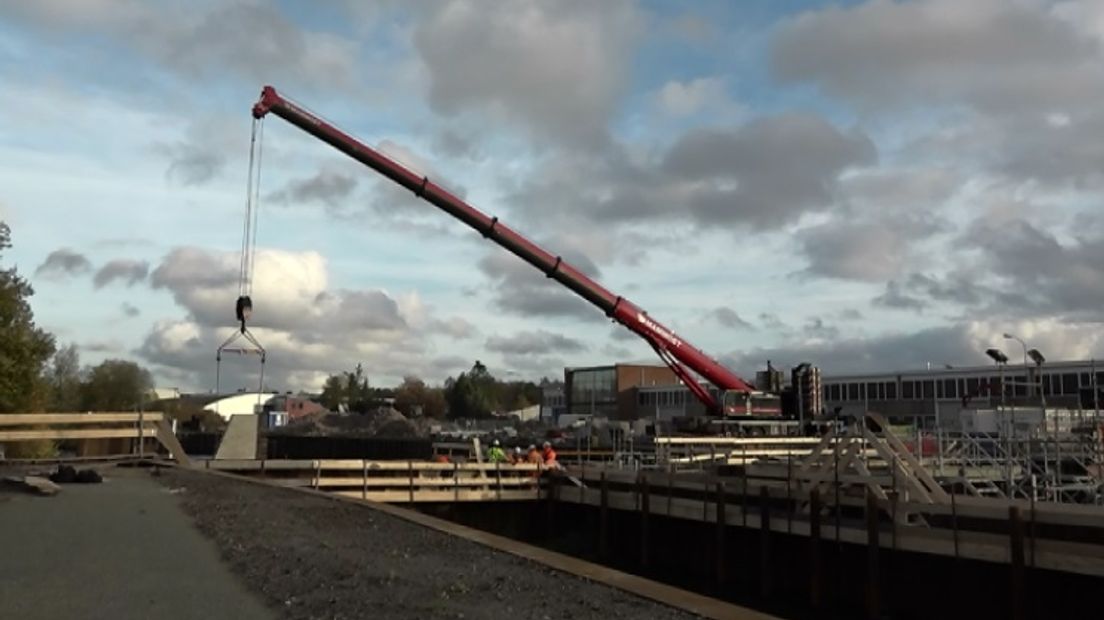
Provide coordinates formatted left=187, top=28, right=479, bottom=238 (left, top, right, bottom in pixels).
left=492, top=439, right=500, bottom=446
left=542, top=441, right=551, bottom=448
left=527, top=445, right=536, bottom=450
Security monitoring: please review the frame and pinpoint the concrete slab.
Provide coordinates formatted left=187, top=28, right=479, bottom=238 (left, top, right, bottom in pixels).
left=0, top=467, right=274, bottom=620
left=214, top=415, right=258, bottom=460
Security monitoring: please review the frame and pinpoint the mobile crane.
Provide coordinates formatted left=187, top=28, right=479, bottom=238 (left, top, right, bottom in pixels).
left=251, top=86, right=774, bottom=417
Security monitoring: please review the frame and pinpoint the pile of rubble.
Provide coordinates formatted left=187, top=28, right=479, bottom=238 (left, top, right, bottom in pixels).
left=273, top=407, right=434, bottom=439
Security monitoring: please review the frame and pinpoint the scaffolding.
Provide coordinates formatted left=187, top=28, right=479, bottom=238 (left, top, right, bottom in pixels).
left=925, top=408, right=1104, bottom=504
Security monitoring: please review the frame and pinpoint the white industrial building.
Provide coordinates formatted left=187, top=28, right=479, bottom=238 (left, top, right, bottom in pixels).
left=203, top=392, right=278, bottom=421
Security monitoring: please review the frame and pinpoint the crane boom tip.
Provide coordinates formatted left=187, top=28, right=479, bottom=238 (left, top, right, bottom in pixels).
left=252, top=85, right=280, bottom=119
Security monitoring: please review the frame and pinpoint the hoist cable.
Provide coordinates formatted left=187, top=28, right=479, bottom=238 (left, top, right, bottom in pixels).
left=215, top=116, right=267, bottom=406
left=239, top=119, right=258, bottom=298
left=246, top=118, right=265, bottom=298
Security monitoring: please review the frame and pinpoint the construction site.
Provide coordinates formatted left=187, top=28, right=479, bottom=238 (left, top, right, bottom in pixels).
left=3, top=78, right=1104, bottom=620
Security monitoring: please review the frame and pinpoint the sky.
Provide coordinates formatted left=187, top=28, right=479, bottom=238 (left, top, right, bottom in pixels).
left=2, top=0, right=1103, bottom=393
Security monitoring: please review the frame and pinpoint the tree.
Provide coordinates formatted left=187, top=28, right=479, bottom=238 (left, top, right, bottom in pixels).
left=394, top=375, right=446, bottom=419
left=0, top=221, right=56, bottom=412
left=319, top=363, right=376, bottom=412
left=80, top=359, right=152, bottom=411
left=47, top=344, right=82, bottom=412
left=444, top=360, right=498, bottom=419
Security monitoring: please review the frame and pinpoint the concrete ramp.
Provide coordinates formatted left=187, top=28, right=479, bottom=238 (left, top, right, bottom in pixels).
left=214, top=415, right=258, bottom=460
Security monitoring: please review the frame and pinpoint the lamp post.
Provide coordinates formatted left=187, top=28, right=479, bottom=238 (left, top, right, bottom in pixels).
left=1029, top=348, right=1047, bottom=431
left=986, top=345, right=1010, bottom=422
left=987, top=347, right=1014, bottom=493
left=1003, top=333, right=1030, bottom=396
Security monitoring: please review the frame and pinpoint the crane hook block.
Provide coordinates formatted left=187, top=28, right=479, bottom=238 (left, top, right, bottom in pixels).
left=235, top=295, right=253, bottom=323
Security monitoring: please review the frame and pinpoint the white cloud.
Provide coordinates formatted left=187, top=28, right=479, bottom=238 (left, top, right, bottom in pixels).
left=413, top=0, right=643, bottom=147
left=657, top=76, right=728, bottom=117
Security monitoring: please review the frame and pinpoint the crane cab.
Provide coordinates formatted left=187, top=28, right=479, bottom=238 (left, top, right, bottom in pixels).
left=721, top=390, right=782, bottom=417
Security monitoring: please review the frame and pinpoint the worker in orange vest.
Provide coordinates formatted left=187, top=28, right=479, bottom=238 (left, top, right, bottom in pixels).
left=541, top=441, right=558, bottom=469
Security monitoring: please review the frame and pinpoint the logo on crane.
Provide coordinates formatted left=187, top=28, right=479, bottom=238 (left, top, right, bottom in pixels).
left=637, top=313, right=682, bottom=348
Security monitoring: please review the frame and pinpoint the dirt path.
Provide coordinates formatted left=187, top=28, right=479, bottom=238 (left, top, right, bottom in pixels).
left=162, top=468, right=699, bottom=620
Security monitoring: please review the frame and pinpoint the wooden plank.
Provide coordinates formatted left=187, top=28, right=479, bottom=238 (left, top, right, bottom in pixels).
left=657, top=437, right=823, bottom=446
left=319, top=459, right=541, bottom=473
left=0, top=427, right=158, bottom=441
left=331, top=489, right=540, bottom=503
left=0, top=412, right=164, bottom=425
left=155, top=419, right=191, bottom=467
left=320, top=476, right=536, bottom=489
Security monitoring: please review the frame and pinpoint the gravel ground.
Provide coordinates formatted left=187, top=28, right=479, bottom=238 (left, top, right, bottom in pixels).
left=162, top=468, right=699, bottom=620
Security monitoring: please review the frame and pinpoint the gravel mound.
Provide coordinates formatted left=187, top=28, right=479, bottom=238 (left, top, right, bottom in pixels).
left=162, top=469, right=698, bottom=620
left=276, top=407, right=425, bottom=439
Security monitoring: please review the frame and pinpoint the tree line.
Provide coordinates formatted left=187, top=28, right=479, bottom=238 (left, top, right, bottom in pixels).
left=319, top=360, right=546, bottom=419
left=0, top=222, right=153, bottom=414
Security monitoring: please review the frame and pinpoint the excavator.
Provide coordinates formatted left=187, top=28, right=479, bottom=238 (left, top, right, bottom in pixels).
left=249, top=86, right=779, bottom=419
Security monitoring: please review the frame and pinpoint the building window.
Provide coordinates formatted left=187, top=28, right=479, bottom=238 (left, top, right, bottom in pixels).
left=966, top=377, right=979, bottom=395
left=886, top=382, right=897, bottom=399
left=943, top=379, right=957, bottom=399
left=902, top=381, right=914, bottom=399
left=829, top=384, right=841, bottom=401
left=1063, top=373, right=1079, bottom=395
left=847, top=383, right=859, bottom=400
left=922, top=381, right=934, bottom=399
left=866, top=383, right=877, bottom=401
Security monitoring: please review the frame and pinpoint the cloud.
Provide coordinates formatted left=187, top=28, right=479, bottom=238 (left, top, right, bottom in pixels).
left=708, top=306, right=753, bottom=330
left=5, top=1, right=362, bottom=92
left=476, top=248, right=605, bottom=321
left=757, top=312, right=789, bottom=333
left=94, top=259, right=149, bottom=288
left=485, top=330, right=587, bottom=356
left=35, top=248, right=91, bottom=279
left=505, top=113, right=874, bottom=245
left=772, top=0, right=1101, bottom=112
left=139, top=246, right=473, bottom=391
left=797, top=220, right=913, bottom=281
left=428, top=316, right=478, bottom=340
left=269, top=169, right=358, bottom=208
left=148, top=246, right=405, bottom=334
left=656, top=76, right=732, bottom=117
left=872, top=214, right=1104, bottom=322
left=872, top=280, right=927, bottom=312
left=413, top=0, right=642, bottom=147
left=663, top=115, right=876, bottom=228
left=120, top=302, right=140, bottom=318
left=160, top=138, right=225, bottom=186
left=772, top=0, right=1104, bottom=188
left=724, top=319, right=1104, bottom=377
left=965, top=216, right=1104, bottom=320
left=802, top=316, right=840, bottom=341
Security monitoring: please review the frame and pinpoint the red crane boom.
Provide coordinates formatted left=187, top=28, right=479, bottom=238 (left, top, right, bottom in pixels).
left=252, top=86, right=754, bottom=414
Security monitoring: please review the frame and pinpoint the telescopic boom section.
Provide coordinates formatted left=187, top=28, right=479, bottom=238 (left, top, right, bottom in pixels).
left=252, top=86, right=754, bottom=412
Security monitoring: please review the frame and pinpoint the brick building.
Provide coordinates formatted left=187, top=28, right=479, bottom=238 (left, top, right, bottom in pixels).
left=564, top=364, right=680, bottom=420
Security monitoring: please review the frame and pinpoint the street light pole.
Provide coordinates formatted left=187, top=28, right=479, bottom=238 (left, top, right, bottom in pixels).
left=1004, top=333, right=1029, bottom=396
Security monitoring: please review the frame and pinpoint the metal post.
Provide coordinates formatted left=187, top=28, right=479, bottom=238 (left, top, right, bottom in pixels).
left=716, top=482, right=726, bottom=585
left=1010, top=506, right=1026, bottom=620
left=599, top=472, right=609, bottom=561
left=810, top=488, right=823, bottom=610
left=865, top=488, right=880, bottom=620
left=639, top=472, right=650, bottom=568
left=759, top=485, right=771, bottom=598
